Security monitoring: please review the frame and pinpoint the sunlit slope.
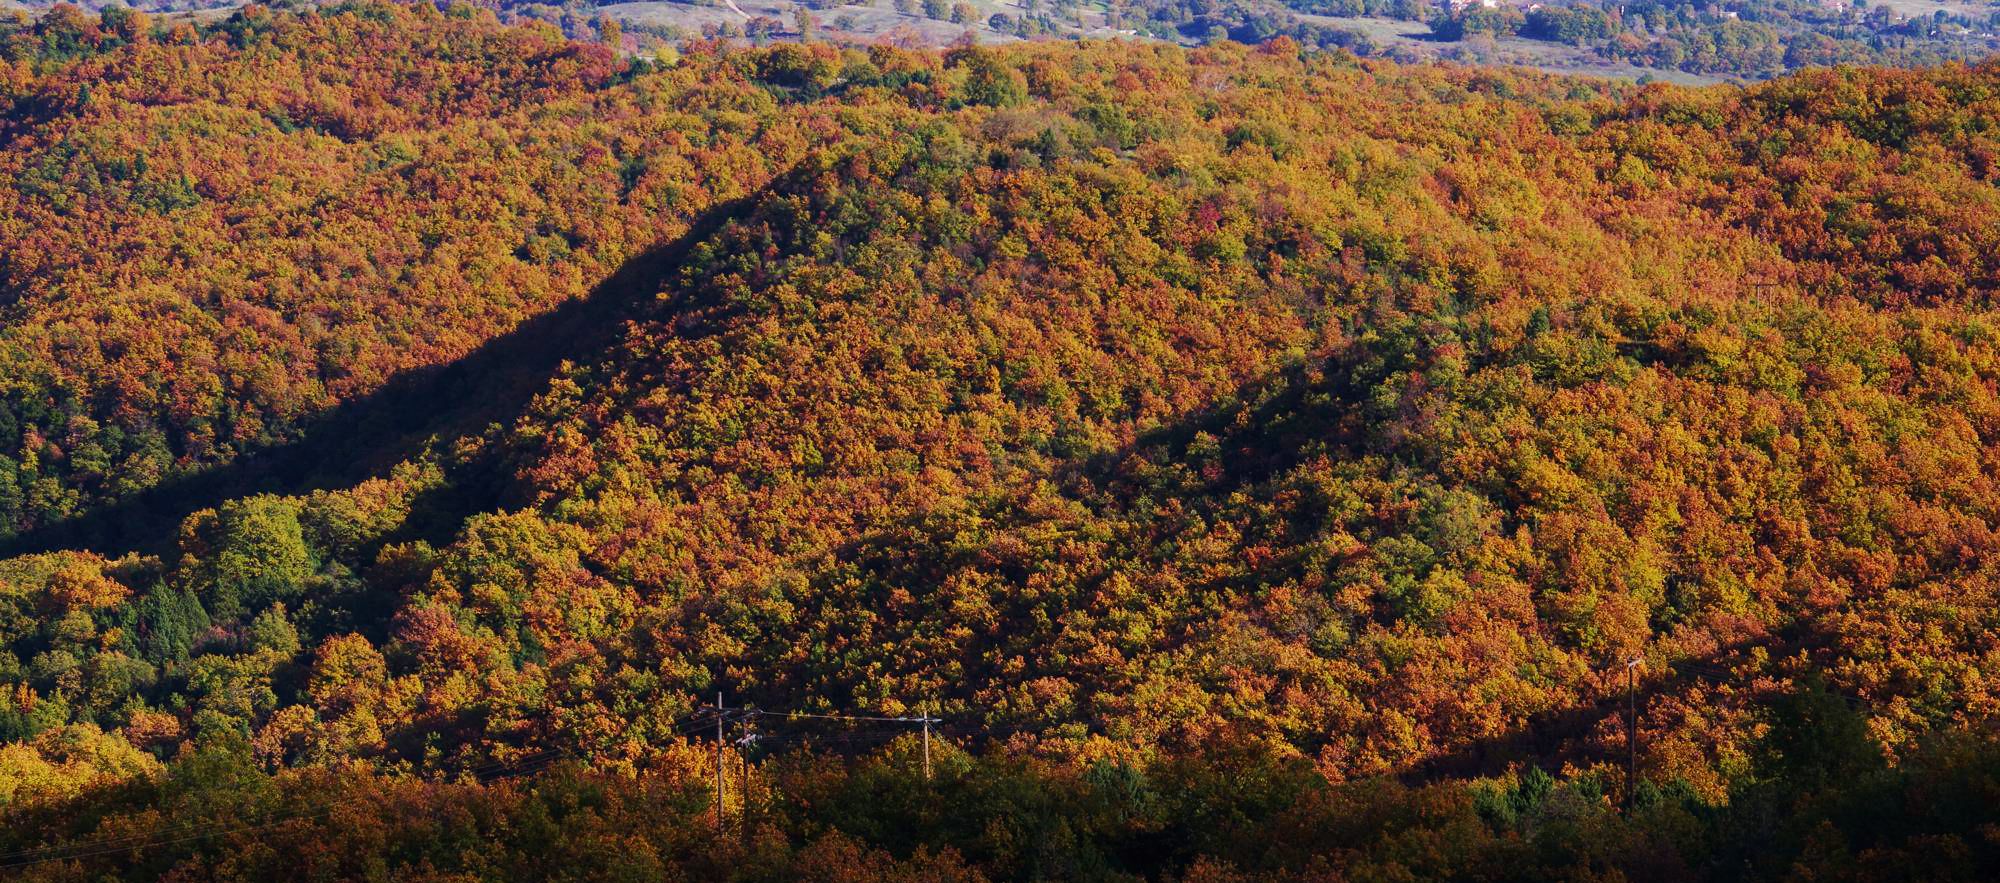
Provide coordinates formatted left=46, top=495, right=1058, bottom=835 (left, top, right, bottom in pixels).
left=1, top=5, right=1999, bottom=847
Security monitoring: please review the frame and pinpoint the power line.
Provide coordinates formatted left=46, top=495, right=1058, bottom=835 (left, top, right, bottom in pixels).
left=762, top=709, right=937, bottom=723
left=751, top=729, right=910, bottom=750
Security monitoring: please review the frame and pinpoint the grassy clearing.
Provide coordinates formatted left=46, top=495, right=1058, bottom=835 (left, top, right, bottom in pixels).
left=602, top=0, right=1141, bottom=44
left=1294, top=12, right=1732, bottom=84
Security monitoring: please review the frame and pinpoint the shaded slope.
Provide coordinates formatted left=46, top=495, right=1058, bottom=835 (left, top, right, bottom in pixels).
left=0, top=185, right=774, bottom=559
left=0, top=4, right=815, bottom=544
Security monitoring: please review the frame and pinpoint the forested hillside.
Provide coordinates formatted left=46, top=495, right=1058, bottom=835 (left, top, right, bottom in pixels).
left=4, top=4, right=2000, bottom=879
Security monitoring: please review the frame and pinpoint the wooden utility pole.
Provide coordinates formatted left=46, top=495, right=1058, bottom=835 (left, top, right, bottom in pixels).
left=1624, top=658, right=1641, bottom=807
left=715, top=692, right=725, bottom=834
left=921, top=704, right=932, bottom=782
left=739, top=715, right=755, bottom=846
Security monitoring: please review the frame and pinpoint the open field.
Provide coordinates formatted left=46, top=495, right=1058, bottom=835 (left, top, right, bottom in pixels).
left=608, top=2, right=1731, bottom=83
left=1295, top=13, right=1733, bottom=84
left=1867, top=0, right=1998, bottom=19
left=0, top=2, right=241, bottom=19
left=602, top=0, right=1138, bottom=44
left=7, top=0, right=1954, bottom=84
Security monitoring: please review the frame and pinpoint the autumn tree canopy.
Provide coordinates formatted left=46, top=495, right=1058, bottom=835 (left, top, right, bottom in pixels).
left=3, top=3, right=2000, bottom=879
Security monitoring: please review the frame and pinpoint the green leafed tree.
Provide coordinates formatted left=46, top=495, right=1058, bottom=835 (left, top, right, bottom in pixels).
left=180, top=497, right=314, bottom=623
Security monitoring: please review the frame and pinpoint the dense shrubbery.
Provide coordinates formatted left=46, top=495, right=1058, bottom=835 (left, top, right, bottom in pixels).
left=3, top=4, right=2000, bottom=877
left=6, top=702, right=2000, bottom=880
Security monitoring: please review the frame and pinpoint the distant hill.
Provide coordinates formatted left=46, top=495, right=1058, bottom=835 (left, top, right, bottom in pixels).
left=8, top=0, right=1997, bottom=80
